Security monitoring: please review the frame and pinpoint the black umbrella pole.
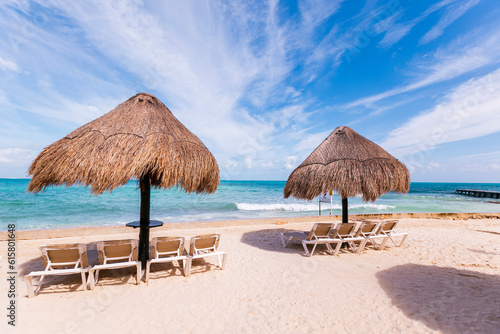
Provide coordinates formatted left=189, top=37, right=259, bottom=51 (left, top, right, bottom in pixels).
left=139, top=174, right=151, bottom=267
left=342, top=197, right=348, bottom=224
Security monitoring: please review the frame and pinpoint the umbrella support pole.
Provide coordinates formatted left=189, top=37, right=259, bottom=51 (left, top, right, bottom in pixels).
left=342, top=197, right=348, bottom=224
left=139, top=174, right=151, bottom=268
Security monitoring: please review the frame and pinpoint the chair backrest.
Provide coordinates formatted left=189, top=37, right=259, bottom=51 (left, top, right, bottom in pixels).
left=331, top=223, right=357, bottom=239
left=150, top=236, right=185, bottom=258
left=378, top=220, right=398, bottom=234
left=40, top=243, right=89, bottom=269
left=306, top=223, right=336, bottom=240
left=189, top=234, right=220, bottom=256
left=354, top=221, right=379, bottom=237
left=97, top=239, right=138, bottom=264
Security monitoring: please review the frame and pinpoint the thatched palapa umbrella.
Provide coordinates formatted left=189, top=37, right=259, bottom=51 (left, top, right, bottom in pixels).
left=284, top=126, right=409, bottom=223
left=28, top=93, right=219, bottom=266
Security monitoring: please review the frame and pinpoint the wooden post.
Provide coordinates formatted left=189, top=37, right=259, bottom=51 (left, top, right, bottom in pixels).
left=138, top=173, right=151, bottom=268
left=342, top=197, right=348, bottom=224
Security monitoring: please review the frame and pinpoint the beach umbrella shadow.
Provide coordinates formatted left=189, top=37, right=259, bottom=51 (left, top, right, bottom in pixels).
left=284, top=126, right=409, bottom=223
left=376, top=263, right=500, bottom=333
left=240, top=228, right=337, bottom=256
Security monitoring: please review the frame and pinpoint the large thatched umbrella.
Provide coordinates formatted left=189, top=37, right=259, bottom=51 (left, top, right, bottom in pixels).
left=28, top=92, right=219, bottom=265
left=284, top=126, right=409, bottom=223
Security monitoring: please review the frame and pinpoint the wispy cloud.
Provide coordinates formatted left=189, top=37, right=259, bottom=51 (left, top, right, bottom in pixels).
left=0, top=57, right=19, bottom=72
left=380, top=67, right=500, bottom=158
left=1, top=0, right=498, bottom=181
left=420, top=0, right=480, bottom=44
left=344, top=26, right=500, bottom=108
left=3, top=0, right=342, bottom=179
left=378, top=20, right=416, bottom=48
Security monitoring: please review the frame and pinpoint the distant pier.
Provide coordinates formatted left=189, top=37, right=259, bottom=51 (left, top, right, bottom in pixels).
left=455, top=189, right=500, bottom=199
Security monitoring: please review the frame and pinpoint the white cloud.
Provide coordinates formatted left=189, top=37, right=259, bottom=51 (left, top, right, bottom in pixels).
left=261, top=160, right=274, bottom=168
left=0, top=147, right=33, bottom=166
left=0, top=57, right=19, bottom=72
left=380, top=68, right=500, bottom=157
left=293, top=129, right=331, bottom=153
left=344, top=27, right=500, bottom=108
left=378, top=21, right=415, bottom=48
left=32, top=1, right=331, bottom=168
left=284, top=155, right=298, bottom=169
left=421, top=0, right=459, bottom=16
left=420, top=0, right=479, bottom=44
left=0, top=0, right=351, bottom=180
left=244, top=155, right=255, bottom=169
left=299, top=0, right=344, bottom=27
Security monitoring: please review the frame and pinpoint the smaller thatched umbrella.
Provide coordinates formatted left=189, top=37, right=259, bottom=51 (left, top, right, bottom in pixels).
left=284, top=126, right=409, bottom=223
left=28, top=93, right=219, bottom=266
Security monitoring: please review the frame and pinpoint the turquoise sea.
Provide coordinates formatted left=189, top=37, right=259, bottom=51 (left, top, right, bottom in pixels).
left=1, top=179, right=500, bottom=230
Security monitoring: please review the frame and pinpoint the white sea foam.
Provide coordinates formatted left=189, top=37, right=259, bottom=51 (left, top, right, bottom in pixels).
left=236, top=202, right=394, bottom=211
left=349, top=203, right=396, bottom=210
left=236, top=203, right=322, bottom=211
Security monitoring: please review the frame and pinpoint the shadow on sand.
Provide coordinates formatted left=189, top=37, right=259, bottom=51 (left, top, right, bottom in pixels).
left=240, top=228, right=339, bottom=256
left=376, top=264, right=500, bottom=333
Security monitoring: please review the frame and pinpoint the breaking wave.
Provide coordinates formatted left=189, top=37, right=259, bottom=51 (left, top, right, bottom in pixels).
left=235, top=203, right=395, bottom=212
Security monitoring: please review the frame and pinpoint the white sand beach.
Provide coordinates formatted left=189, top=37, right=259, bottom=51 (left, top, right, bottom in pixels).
left=1, top=215, right=500, bottom=333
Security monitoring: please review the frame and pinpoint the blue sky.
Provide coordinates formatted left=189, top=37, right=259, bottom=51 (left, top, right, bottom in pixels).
left=1, top=0, right=500, bottom=182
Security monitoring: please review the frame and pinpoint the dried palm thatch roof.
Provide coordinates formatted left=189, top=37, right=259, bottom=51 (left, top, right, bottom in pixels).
left=28, top=93, right=219, bottom=195
left=284, top=126, right=409, bottom=201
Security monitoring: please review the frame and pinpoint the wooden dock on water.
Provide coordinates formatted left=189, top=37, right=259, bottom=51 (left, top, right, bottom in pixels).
left=455, top=189, right=500, bottom=199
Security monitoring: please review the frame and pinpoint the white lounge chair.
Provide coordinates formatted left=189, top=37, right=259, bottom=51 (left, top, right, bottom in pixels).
left=280, top=223, right=342, bottom=256
left=88, top=239, right=141, bottom=289
left=376, top=220, right=408, bottom=249
left=352, top=221, right=389, bottom=250
left=330, top=223, right=367, bottom=254
left=185, top=234, right=226, bottom=276
left=145, top=236, right=188, bottom=283
left=24, top=243, right=90, bottom=298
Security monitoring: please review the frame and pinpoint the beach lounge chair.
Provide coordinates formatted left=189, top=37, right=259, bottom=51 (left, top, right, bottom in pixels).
left=24, top=243, right=90, bottom=298
left=330, top=223, right=367, bottom=254
left=185, top=234, right=226, bottom=276
left=88, top=239, right=141, bottom=289
left=145, top=236, right=188, bottom=283
left=376, top=220, right=408, bottom=249
left=280, top=223, right=342, bottom=256
left=352, top=221, right=389, bottom=250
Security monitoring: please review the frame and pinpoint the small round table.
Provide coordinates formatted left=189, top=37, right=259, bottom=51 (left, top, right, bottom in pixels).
left=125, top=220, right=164, bottom=228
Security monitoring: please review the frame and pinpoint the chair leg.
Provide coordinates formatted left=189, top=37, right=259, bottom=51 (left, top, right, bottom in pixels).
left=332, top=241, right=342, bottom=256
left=181, top=259, right=187, bottom=276
left=281, top=233, right=292, bottom=247
left=81, top=271, right=87, bottom=291
left=389, top=233, right=408, bottom=247
left=25, top=276, right=35, bottom=298
left=325, top=243, right=334, bottom=254
left=136, top=262, right=142, bottom=284
left=220, top=253, right=227, bottom=270
left=310, top=243, right=319, bottom=256
left=356, top=239, right=368, bottom=254
left=185, top=258, right=192, bottom=277
left=34, top=275, right=46, bottom=296
left=379, top=236, right=389, bottom=250
left=88, top=270, right=96, bottom=290
left=301, top=241, right=311, bottom=257
left=145, top=262, right=151, bottom=284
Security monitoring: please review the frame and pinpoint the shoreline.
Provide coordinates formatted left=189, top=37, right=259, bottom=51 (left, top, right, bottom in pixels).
left=5, top=211, right=500, bottom=241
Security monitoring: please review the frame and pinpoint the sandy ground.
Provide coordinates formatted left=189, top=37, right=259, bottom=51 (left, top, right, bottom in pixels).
left=1, top=217, right=499, bottom=334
